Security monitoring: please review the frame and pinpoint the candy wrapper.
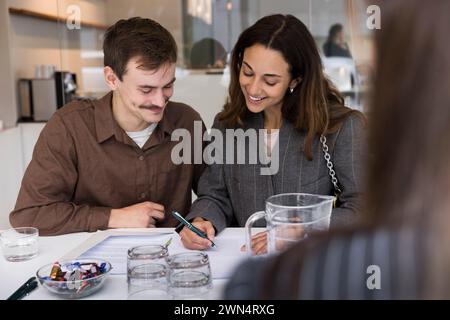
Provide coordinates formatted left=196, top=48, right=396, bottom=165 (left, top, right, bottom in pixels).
left=42, top=261, right=109, bottom=295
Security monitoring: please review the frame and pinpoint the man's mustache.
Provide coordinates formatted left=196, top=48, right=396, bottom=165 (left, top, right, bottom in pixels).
left=139, top=104, right=162, bottom=108
left=139, top=98, right=170, bottom=109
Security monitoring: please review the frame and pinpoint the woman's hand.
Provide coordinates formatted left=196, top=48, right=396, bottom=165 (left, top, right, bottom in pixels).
left=240, top=231, right=268, bottom=255
left=179, top=217, right=216, bottom=250
left=241, top=225, right=305, bottom=255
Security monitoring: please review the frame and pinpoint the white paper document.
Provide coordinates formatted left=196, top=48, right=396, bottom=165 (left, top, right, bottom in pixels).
left=76, top=230, right=248, bottom=279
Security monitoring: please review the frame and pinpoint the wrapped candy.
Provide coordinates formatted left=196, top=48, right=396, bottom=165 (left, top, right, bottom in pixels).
left=47, top=261, right=109, bottom=294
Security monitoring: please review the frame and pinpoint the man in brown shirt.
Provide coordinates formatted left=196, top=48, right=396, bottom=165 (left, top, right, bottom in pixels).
left=10, top=17, right=206, bottom=236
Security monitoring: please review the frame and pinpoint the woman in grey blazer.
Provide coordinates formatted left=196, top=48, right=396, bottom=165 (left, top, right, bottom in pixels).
left=179, top=14, right=365, bottom=254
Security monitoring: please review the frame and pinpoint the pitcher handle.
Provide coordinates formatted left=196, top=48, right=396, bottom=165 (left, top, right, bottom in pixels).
left=245, top=211, right=266, bottom=257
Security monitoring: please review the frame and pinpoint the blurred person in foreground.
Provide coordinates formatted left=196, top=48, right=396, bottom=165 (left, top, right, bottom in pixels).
left=225, top=0, right=450, bottom=299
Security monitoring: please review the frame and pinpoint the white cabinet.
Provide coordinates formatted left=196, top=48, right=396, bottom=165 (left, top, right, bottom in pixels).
left=19, top=122, right=45, bottom=170
left=0, top=126, right=24, bottom=229
left=0, top=122, right=45, bottom=229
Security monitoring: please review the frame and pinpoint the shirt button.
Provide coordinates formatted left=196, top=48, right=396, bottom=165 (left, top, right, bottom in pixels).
left=140, top=193, right=146, bottom=199
left=138, top=155, right=144, bottom=161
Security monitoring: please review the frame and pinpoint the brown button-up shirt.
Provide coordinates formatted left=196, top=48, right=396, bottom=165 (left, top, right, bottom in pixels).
left=10, top=92, right=206, bottom=235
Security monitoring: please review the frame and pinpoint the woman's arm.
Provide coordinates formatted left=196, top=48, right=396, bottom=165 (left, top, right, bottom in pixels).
left=184, top=116, right=234, bottom=234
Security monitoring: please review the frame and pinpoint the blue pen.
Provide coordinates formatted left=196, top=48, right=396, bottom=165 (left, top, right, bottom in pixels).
left=172, top=211, right=216, bottom=247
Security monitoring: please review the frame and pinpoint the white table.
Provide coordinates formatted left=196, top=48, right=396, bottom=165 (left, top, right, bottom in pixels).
left=0, top=228, right=252, bottom=300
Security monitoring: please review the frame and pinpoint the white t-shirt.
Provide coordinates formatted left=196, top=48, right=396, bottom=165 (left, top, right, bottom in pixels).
left=263, top=129, right=280, bottom=157
left=126, top=123, right=158, bottom=148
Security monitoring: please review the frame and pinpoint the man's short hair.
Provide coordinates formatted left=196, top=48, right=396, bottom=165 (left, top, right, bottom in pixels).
left=103, top=17, right=177, bottom=80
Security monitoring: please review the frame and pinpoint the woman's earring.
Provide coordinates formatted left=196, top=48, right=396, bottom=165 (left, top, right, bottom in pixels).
left=289, top=87, right=294, bottom=93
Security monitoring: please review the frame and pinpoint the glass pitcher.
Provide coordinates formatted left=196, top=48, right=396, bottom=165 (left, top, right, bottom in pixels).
left=245, top=193, right=335, bottom=256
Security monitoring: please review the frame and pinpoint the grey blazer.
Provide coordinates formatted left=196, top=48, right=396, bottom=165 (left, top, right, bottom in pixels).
left=186, top=111, right=365, bottom=233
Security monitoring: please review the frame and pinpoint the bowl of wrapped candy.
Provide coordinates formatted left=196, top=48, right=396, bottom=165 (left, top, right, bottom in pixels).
left=36, top=259, right=112, bottom=299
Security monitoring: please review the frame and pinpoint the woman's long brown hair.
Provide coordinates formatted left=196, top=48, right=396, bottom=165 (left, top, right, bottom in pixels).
left=218, top=14, right=363, bottom=160
left=366, top=0, right=450, bottom=227
left=366, top=0, right=450, bottom=298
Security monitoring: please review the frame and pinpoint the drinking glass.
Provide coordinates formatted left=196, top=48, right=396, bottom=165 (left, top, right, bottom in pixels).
left=167, top=252, right=212, bottom=299
left=127, top=245, right=169, bottom=299
left=0, top=227, right=39, bottom=262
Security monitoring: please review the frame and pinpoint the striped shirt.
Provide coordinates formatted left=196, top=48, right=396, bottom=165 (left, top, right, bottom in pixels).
left=225, top=227, right=425, bottom=300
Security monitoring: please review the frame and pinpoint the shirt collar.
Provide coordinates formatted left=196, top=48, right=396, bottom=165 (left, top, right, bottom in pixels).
left=94, top=91, right=176, bottom=144
left=157, top=103, right=176, bottom=135
left=94, top=91, right=115, bottom=143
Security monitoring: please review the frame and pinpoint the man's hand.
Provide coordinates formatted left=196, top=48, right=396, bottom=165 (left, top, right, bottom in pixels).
left=179, top=217, right=215, bottom=250
left=108, top=202, right=165, bottom=228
